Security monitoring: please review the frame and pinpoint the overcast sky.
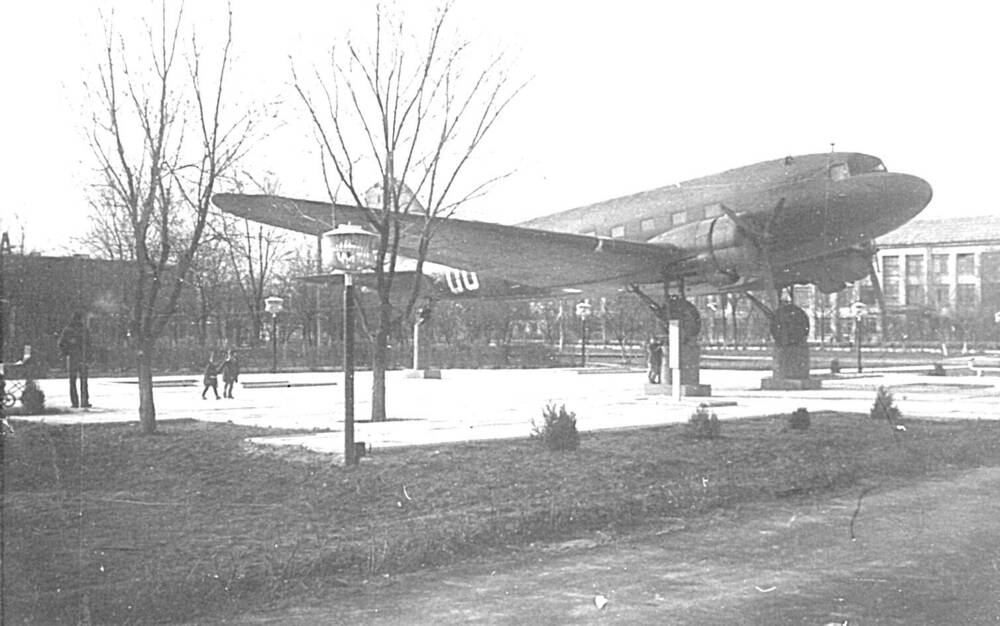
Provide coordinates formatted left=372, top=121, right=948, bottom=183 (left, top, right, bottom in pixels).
left=2, top=0, right=997, bottom=253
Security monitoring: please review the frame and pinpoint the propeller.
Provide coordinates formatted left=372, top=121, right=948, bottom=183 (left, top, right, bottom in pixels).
left=720, top=198, right=787, bottom=310
left=718, top=198, right=784, bottom=246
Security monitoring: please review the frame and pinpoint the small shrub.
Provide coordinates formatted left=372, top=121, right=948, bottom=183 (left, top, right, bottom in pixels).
left=20, top=379, right=45, bottom=414
left=870, top=386, right=901, bottom=424
left=788, top=407, right=810, bottom=430
left=930, top=362, right=946, bottom=376
left=686, top=404, right=721, bottom=439
left=830, top=359, right=841, bottom=374
left=531, top=403, right=579, bottom=451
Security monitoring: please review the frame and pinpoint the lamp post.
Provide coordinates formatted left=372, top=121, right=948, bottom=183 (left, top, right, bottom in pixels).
left=851, top=301, right=868, bottom=373
left=324, top=224, right=378, bottom=466
left=264, top=296, right=284, bottom=373
left=575, top=300, right=592, bottom=368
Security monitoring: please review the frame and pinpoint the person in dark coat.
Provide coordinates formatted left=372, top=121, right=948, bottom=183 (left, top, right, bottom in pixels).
left=646, top=337, right=663, bottom=384
left=219, top=351, right=240, bottom=399
left=201, top=357, right=220, bottom=400
left=58, top=311, right=91, bottom=408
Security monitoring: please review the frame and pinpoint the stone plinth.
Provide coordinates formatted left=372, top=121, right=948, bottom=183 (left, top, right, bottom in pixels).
left=761, top=343, right=821, bottom=390
left=760, top=376, right=822, bottom=390
left=405, top=368, right=442, bottom=379
left=645, top=382, right=713, bottom=397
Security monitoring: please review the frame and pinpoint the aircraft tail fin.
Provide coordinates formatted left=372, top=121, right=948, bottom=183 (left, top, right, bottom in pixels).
left=364, top=180, right=426, bottom=214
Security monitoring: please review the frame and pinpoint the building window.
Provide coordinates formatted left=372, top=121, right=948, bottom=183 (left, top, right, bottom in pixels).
left=983, top=252, right=1000, bottom=283
left=931, top=254, right=948, bottom=281
left=956, top=253, right=974, bottom=276
left=882, top=256, right=901, bottom=306
left=956, top=284, right=976, bottom=312
left=640, top=218, right=655, bottom=232
left=930, top=285, right=950, bottom=308
left=905, top=254, right=924, bottom=283
left=671, top=212, right=686, bottom=227
left=906, top=285, right=925, bottom=306
left=610, top=225, right=626, bottom=238
left=882, top=256, right=900, bottom=280
left=859, top=283, right=876, bottom=306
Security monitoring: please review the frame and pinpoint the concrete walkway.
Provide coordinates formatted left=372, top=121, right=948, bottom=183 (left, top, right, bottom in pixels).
left=14, top=363, right=1000, bottom=460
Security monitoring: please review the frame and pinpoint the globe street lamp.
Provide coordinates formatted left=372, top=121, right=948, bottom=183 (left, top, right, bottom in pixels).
left=264, top=296, right=284, bottom=373
left=324, top=224, right=379, bottom=466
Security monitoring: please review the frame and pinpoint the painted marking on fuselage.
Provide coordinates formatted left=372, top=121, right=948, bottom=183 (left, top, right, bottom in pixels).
left=445, top=270, right=480, bottom=294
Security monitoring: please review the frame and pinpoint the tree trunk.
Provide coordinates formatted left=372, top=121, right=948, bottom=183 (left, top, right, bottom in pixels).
left=137, top=342, right=156, bottom=433
left=370, top=298, right=390, bottom=423
left=371, top=327, right=388, bottom=422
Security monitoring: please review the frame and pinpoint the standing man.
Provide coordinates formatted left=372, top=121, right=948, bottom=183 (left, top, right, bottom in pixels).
left=220, top=350, right=240, bottom=399
left=58, top=311, right=91, bottom=408
left=646, top=337, right=663, bottom=384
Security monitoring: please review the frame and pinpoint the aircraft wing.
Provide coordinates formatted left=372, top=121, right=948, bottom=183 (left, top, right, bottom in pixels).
left=212, top=193, right=686, bottom=288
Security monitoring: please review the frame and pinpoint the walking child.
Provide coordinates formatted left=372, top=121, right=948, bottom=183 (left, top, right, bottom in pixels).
left=201, top=355, right=220, bottom=400
left=220, top=350, right=240, bottom=399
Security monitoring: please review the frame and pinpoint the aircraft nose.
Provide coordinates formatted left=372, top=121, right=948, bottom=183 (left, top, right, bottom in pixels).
left=887, top=172, right=933, bottom=221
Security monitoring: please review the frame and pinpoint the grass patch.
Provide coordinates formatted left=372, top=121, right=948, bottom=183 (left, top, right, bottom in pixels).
left=3, top=405, right=72, bottom=417
left=6, top=413, right=1000, bottom=623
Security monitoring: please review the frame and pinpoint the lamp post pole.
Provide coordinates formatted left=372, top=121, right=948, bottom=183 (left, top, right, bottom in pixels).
left=575, top=301, right=592, bottom=368
left=343, top=272, right=356, bottom=466
left=851, top=301, right=867, bottom=373
left=855, top=316, right=863, bottom=373
left=324, top=223, right=377, bottom=467
left=264, top=296, right=284, bottom=374
left=271, top=313, right=278, bottom=373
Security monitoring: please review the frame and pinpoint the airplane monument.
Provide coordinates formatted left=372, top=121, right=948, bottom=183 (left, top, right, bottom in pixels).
left=213, top=152, right=931, bottom=395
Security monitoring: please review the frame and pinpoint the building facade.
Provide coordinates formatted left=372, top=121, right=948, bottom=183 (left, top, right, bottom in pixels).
left=868, top=215, right=1000, bottom=343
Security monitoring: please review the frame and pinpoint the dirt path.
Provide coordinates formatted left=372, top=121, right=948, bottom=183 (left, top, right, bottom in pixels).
left=217, top=468, right=1000, bottom=625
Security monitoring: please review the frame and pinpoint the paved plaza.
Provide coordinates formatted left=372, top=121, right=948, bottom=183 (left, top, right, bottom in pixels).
left=15, top=360, right=1000, bottom=460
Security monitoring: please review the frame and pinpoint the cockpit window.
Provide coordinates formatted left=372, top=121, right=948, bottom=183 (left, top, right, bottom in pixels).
left=847, top=154, right=887, bottom=174
left=830, top=163, right=850, bottom=181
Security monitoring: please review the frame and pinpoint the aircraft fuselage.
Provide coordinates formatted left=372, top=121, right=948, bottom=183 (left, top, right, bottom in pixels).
left=516, top=152, right=931, bottom=293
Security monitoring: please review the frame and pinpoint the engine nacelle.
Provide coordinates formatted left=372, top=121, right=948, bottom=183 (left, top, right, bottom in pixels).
left=649, top=217, right=760, bottom=286
left=778, top=248, right=872, bottom=293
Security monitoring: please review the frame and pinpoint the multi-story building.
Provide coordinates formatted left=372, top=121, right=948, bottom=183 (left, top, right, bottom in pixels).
left=866, top=215, right=1000, bottom=343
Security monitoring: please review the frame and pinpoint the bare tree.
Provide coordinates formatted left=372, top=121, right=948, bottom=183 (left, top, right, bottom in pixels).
left=294, top=2, right=523, bottom=421
left=187, top=235, right=230, bottom=346
left=86, top=4, right=257, bottom=432
left=81, top=188, right=136, bottom=261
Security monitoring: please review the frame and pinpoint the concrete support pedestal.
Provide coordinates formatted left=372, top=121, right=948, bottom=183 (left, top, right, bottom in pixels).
left=647, top=324, right=711, bottom=399
left=645, top=382, right=713, bottom=396
left=760, top=342, right=821, bottom=390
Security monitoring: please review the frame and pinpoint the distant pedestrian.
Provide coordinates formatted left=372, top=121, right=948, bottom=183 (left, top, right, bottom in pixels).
left=201, top=356, right=220, bottom=400
left=58, top=311, right=91, bottom=408
left=219, top=350, right=240, bottom=399
left=647, top=337, right=663, bottom=384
